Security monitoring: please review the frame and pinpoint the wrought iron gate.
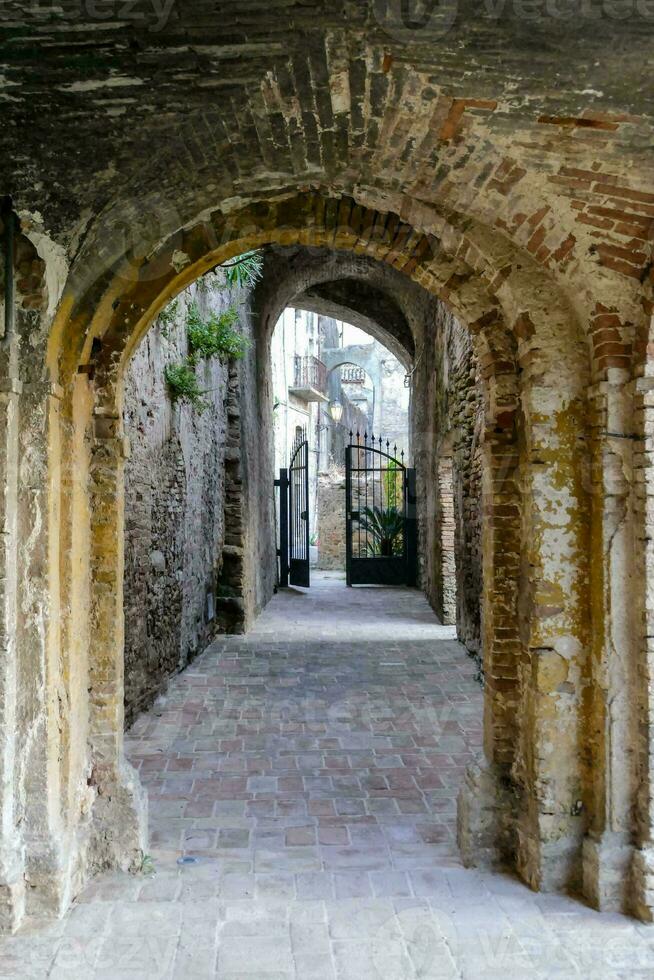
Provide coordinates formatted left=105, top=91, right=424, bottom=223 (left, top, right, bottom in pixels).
left=276, top=430, right=310, bottom=588
left=345, top=432, right=417, bottom=587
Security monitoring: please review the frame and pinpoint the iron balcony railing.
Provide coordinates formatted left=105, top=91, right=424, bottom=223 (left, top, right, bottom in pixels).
left=293, top=354, right=327, bottom=395
left=340, top=365, right=366, bottom=384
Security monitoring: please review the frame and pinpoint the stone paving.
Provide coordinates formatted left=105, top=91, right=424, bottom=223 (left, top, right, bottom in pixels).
left=3, top=572, right=654, bottom=978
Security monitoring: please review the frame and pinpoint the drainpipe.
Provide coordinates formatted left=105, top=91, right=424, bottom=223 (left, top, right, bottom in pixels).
left=1, top=197, right=16, bottom=351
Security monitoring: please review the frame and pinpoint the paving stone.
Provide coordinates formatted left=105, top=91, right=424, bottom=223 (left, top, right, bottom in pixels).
left=318, top=826, right=350, bottom=846
left=217, top=935, right=294, bottom=974
left=369, top=871, right=413, bottom=898
left=217, top=828, right=251, bottom=848
left=286, top=826, right=316, bottom=846
left=9, top=576, right=654, bottom=977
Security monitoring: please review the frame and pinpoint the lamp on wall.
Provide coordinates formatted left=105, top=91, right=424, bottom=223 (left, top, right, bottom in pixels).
left=329, top=400, right=343, bottom=423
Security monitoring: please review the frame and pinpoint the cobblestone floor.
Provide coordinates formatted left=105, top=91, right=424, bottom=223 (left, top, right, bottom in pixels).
left=4, top=573, right=654, bottom=978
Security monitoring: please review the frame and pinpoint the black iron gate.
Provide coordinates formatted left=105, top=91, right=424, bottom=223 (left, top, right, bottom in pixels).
left=345, top=432, right=417, bottom=587
left=276, top=431, right=310, bottom=588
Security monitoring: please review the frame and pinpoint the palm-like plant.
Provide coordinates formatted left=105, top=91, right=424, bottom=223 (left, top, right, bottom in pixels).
left=221, top=250, right=263, bottom=289
left=358, top=505, right=404, bottom=557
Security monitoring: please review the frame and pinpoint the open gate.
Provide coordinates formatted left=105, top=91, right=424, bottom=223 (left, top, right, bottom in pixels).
left=345, top=432, right=417, bottom=587
left=276, top=430, right=310, bottom=588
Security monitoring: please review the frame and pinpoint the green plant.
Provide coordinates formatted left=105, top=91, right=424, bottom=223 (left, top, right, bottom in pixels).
left=186, top=302, right=250, bottom=362
left=358, top=505, right=404, bottom=557
left=383, top=461, right=404, bottom=509
left=164, top=363, right=209, bottom=413
left=221, top=250, right=263, bottom=289
left=158, top=298, right=179, bottom=329
left=136, top=851, right=156, bottom=877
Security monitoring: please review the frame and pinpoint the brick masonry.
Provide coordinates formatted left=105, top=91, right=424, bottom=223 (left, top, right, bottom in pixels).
left=1, top=1, right=654, bottom=935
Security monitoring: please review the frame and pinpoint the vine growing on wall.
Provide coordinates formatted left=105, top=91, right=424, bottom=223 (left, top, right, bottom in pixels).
left=157, top=298, right=179, bottom=338
left=163, top=252, right=260, bottom=412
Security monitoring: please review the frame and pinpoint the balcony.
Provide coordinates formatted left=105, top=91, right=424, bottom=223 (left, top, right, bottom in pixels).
left=340, top=365, right=366, bottom=384
left=289, top=355, right=328, bottom=403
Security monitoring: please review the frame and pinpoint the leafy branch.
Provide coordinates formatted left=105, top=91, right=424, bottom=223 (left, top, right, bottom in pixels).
left=161, top=255, right=259, bottom=413
left=186, top=302, right=250, bottom=362
left=164, top=363, right=209, bottom=414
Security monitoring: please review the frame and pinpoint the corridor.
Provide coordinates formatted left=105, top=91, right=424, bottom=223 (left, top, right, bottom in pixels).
left=3, top=576, right=654, bottom=978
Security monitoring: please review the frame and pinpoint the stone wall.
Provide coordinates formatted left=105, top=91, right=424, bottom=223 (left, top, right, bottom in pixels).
left=438, top=454, right=457, bottom=625
left=122, top=276, right=270, bottom=724
left=415, top=303, right=484, bottom=658
left=316, top=470, right=347, bottom=570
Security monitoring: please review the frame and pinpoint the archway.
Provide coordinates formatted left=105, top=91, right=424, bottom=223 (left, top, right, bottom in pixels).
left=29, top=186, right=605, bottom=923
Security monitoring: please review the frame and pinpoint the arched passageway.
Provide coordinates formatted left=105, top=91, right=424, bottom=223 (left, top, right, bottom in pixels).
left=2, top=4, right=654, bottom=942
left=6, top=190, right=637, bottom=927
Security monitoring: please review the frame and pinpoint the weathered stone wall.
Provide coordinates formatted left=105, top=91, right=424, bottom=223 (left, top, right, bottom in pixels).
left=447, top=319, right=484, bottom=657
left=123, top=282, right=229, bottom=723
left=379, top=354, right=410, bottom=454
left=316, top=470, right=346, bottom=570
left=415, top=303, right=484, bottom=656
left=438, top=454, right=457, bottom=625
left=122, top=273, right=275, bottom=723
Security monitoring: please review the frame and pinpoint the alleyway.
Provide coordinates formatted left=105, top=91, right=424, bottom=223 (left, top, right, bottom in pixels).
left=3, top=575, right=654, bottom=978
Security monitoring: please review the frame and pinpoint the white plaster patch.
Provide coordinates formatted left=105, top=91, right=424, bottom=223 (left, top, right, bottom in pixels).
left=17, top=211, right=69, bottom=319
left=59, top=77, right=145, bottom=93
left=171, top=250, right=191, bottom=273
left=551, top=634, right=583, bottom=662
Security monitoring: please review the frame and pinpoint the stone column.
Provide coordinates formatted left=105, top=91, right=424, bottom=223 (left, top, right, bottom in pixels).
left=582, top=373, right=638, bottom=912
left=513, top=381, right=590, bottom=892
left=17, top=378, right=71, bottom=919
left=631, top=376, right=654, bottom=920
left=86, top=407, right=147, bottom=871
left=0, top=366, right=25, bottom=930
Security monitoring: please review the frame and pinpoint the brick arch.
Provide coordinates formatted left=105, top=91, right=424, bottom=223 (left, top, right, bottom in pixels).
left=50, top=191, right=588, bottom=389
left=4, top=6, right=654, bottom=932
left=41, top=188, right=610, bottom=920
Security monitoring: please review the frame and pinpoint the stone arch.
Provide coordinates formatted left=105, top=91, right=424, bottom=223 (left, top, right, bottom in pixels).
left=33, top=187, right=612, bottom=924
left=253, top=246, right=418, bottom=366
left=323, top=352, right=380, bottom=378
left=2, top=5, right=654, bottom=933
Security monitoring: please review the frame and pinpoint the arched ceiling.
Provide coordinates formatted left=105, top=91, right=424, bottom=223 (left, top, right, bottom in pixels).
left=293, top=279, right=413, bottom=367
left=257, top=245, right=422, bottom=367
left=3, top=1, right=653, bottom=344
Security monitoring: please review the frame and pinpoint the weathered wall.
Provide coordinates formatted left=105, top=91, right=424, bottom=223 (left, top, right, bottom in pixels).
left=224, top=300, right=277, bottom=631
left=122, top=272, right=275, bottom=721
left=122, top=282, right=229, bottom=724
left=316, top=470, right=346, bottom=570
left=415, top=303, right=484, bottom=655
